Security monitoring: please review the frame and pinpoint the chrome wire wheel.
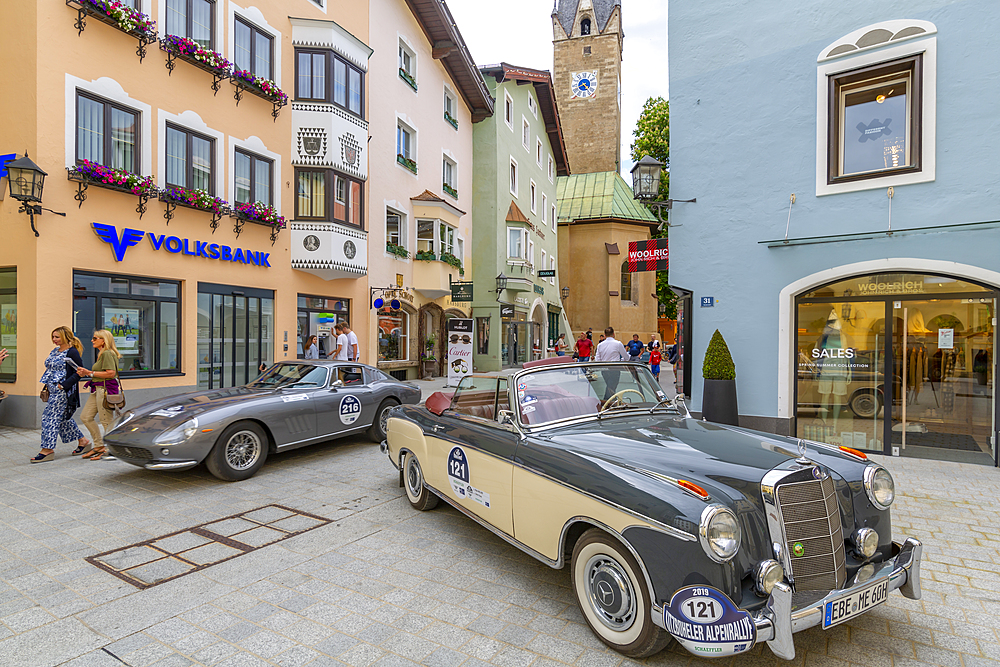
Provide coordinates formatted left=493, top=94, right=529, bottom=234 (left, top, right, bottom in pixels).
left=584, top=554, right=637, bottom=632
left=379, top=404, right=392, bottom=436
left=225, top=431, right=262, bottom=471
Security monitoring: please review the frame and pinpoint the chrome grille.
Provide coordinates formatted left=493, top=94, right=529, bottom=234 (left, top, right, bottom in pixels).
left=108, top=445, right=153, bottom=461
left=776, top=476, right=846, bottom=591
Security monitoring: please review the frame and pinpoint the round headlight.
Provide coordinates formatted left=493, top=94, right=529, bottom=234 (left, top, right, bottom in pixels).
left=853, top=527, right=879, bottom=559
left=154, top=418, right=199, bottom=445
left=864, top=465, right=895, bottom=510
left=699, top=506, right=741, bottom=562
left=754, top=559, right=784, bottom=596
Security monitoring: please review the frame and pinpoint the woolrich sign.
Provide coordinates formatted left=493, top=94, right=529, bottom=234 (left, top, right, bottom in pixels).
left=627, top=238, right=669, bottom=272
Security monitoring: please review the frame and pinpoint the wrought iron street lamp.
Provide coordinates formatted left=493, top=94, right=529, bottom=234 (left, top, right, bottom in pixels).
left=561, top=286, right=570, bottom=300
left=495, top=273, right=508, bottom=302
left=5, top=153, right=65, bottom=237
left=630, top=154, right=695, bottom=227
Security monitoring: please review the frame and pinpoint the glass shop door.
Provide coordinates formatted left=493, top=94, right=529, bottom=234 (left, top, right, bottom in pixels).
left=890, top=297, right=996, bottom=465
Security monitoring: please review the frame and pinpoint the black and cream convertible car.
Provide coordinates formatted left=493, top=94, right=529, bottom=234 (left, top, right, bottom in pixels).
left=382, top=358, right=922, bottom=660
left=106, top=361, right=420, bottom=481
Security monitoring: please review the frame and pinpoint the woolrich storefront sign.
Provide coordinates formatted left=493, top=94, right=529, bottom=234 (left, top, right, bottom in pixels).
left=627, top=238, right=668, bottom=272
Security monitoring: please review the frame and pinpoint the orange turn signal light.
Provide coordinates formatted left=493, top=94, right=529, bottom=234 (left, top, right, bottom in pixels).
left=201, top=429, right=214, bottom=433
left=678, top=479, right=709, bottom=498
left=839, top=446, right=867, bottom=460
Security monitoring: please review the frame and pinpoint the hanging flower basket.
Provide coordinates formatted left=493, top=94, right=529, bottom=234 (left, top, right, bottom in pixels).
left=386, top=242, right=410, bottom=259
left=67, top=0, right=157, bottom=60
left=396, top=154, right=417, bottom=174
left=160, top=35, right=232, bottom=92
left=439, top=252, right=463, bottom=272
left=232, top=201, right=285, bottom=244
left=442, top=182, right=458, bottom=199
left=68, top=161, right=157, bottom=197
left=160, top=186, right=228, bottom=215
left=231, top=70, right=288, bottom=106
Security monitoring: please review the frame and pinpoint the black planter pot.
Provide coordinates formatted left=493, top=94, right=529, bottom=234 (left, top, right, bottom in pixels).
left=702, top=379, right=739, bottom=426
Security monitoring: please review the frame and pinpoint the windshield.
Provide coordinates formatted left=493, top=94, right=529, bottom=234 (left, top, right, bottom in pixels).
left=250, top=363, right=329, bottom=389
left=516, top=364, right=668, bottom=426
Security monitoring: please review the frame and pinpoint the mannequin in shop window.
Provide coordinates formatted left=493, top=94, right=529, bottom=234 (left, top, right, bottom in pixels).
left=905, top=310, right=933, bottom=406
left=815, top=309, right=851, bottom=434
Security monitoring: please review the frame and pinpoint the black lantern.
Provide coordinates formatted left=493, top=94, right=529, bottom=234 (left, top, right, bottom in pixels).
left=5, top=153, right=63, bottom=237
left=630, top=155, right=663, bottom=201
left=495, top=273, right=508, bottom=302
left=561, top=286, right=570, bottom=300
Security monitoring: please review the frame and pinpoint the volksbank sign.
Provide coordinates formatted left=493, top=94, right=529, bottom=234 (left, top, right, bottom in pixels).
left=93, top=222, right=271, bottom=267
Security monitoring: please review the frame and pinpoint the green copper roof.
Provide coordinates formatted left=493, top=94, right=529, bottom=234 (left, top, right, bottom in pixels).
left=556, top=171, right=657, bottom=224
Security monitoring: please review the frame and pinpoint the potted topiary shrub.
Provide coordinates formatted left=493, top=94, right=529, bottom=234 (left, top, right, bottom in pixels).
left=702, top=329, right=739, bottom=425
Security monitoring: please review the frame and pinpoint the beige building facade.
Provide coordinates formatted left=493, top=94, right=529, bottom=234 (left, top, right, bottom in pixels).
left=0, top=0, right=370, bottom=428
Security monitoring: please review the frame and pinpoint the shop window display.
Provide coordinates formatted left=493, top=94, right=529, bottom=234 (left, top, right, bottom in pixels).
left=0, top=268, right=16, bottom=382
left=379, top=310, right=408, bottom=362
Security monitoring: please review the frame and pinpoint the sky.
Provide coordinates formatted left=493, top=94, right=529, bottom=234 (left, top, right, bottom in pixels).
left=446, top=0, right=668, bottom=177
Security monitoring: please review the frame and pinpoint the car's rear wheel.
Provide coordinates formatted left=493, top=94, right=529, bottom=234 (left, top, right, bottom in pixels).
left=849, top=388, right=882, bottom=419
left=368, top=399, right=399, bottom=443
left=403, top=451, right=438, bottom=511
left=205, top=421, right=268, bottom=481
left=572, top=528, right=671, bottom=658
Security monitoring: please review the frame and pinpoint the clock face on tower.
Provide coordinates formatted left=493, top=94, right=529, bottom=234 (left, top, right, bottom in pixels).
left=571, top=71, right=598, bottom=99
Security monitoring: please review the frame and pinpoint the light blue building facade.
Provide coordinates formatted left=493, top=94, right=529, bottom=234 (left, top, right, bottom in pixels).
left=669, top=1, right=1000, bottom=466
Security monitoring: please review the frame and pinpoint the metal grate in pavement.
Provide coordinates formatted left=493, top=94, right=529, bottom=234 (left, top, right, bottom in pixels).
left=85, top=504, right=332, bottom=589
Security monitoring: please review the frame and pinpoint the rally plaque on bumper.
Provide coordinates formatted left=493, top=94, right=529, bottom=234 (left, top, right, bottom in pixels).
left=822, top=576, right=889, bottom=629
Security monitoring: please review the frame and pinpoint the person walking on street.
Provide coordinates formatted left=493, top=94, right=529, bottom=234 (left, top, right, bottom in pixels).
left=342, top=322, right=359, bottom=361
left=649, top=343, right=662, bottom=381
left=575, top=333, right=593, bottom=362
left=74, top=329, right=121, bottom=461
left=626, top=334, right=645, bottom=362
left=555, top=333, right=569, bottom=356
left=303, top=335, right=319, bottom=359
left=32, top=327, right=91, bottom=463
left=586, top=327, right=593, bottom=341
left=594, top=327, right=627, bottom=400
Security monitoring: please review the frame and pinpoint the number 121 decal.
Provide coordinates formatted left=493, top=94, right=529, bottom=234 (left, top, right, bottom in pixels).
left=662, top=585, right=756, bottom=657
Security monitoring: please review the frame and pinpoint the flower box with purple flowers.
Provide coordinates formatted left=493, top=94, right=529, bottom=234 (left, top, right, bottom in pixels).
left=68, top=161, right=158, bottom=197
left=232, top=70, right=289, bottom=106
left=160, top=35, right=232, bottom=75
left=160, top=186, right=228, bottom=215
left=233, top=201, right=286, bottom=229
left=72, top=0, right=157, bottom=40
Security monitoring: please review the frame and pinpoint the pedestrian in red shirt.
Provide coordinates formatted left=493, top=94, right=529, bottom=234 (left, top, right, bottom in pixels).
left=649, top=344, right=662, bottom=380
left=575, top=333, right=593, bottom=362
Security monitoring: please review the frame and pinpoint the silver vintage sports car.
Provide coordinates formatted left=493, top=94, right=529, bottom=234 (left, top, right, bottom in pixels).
left=105, top=361, right=420, bottom=481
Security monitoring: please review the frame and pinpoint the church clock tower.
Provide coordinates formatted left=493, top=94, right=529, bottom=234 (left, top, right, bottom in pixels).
left=552, top=0, right=623, bottom=174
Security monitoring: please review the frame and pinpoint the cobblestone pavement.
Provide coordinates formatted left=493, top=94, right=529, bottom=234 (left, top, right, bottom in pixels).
left=0, top=423, right=997, bottom=667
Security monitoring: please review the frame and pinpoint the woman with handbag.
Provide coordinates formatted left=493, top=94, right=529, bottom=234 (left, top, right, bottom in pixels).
left=32, top=327, right=91, bottom=463
left=75, top=329, right=122, bottom=461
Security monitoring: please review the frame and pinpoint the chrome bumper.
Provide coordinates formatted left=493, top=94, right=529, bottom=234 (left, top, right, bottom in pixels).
left=655, top=537, right=923, bottom=661
left=144, top=461, right=199, bottom=471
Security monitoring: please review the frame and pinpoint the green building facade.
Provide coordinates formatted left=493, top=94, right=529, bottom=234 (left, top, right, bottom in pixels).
left=471, top=64, right=571, bottom=371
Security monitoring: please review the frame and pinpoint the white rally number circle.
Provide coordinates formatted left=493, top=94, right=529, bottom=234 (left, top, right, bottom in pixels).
left=339, top=395, right=362, bottom=425
left=680, top=596, right=724, bottom=624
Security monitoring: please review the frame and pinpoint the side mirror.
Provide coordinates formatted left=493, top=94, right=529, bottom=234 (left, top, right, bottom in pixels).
left=497, top=410, right=516, bottom=426
left=330, top=380, right=344, bottom=390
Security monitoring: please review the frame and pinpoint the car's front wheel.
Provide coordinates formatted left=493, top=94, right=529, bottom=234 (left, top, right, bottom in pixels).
left=403, top=451, right=438, bottom=511
left=368, top=399, right=399, bottom=443
left=849, top=388, right=883, bottom=419
left=572, top=528, right=670, bottom=658
left=205, top=421, right=269, bottom=481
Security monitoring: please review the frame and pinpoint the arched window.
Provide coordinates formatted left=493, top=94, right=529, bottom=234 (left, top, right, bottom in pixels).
left=620, top=262, right=632, bottom=302
left=580, top=18, right=591, bottom=36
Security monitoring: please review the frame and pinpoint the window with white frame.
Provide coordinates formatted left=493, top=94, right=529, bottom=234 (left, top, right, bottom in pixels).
left=549, top=256, right=556, bottom=285
left=234, top=17, right=273, bottom=81
left=396, top=124, right=413, bottom=159
left=541, top=194, right=548, bottom=223
left=398, top=39, right=416, bottom=88
left=439, top=222, right=456, bottom=257
left=509, top=157, right=518, bottom=196
left=76, top=91, right=140, bottom=174
left=536, top=138, right=543, bottom=166
left=527, top=93, right=537, bottom=117
left=507, top=227, right=524, bottom=259
left=166, top=0, right=214, bottom=49
left=548, top=155, right=554, bottom=182
left=540, top=249, right=547, bottom=277
left=815, top=20, right=936, bottom=196
left=526, top=237, right=535, bottom=272
left=417, top=219, right=435, bottom=254
left=529, top=180, right=536, bottom=214
left=386, top=209, right=405, bottom=249
left=522, top=117, right=530, bottom=150
left=551, top=203, right=557, bottom=231
left=443, top=88, right=457, bottom=127
left=456, top=238, right=464, bottom=265
left=504, top=90, right=513, bottom=129
left=442, top=156, right=457, bottom=198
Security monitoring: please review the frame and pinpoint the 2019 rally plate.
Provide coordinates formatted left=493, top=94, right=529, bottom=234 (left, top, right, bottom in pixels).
left=822, top=576, right=889, bottom=629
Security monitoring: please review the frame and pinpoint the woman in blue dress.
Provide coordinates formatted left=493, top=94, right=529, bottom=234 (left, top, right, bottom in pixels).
left=32, top=326, right=90, bottom=463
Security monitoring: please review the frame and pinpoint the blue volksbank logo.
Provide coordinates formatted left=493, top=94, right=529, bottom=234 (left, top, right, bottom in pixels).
left=93, top=222, right=271, bottom=267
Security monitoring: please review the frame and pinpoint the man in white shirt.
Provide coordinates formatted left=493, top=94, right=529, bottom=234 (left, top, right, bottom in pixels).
left=342, top=321, right=359, bottom=362
left=594, top=327, right=627, bottom=361
left=594, top=327, right=627, bottom=401
left=330, top=323, right=350, bottom=361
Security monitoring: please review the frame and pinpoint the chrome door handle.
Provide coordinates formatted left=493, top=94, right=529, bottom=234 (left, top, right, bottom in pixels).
left=431, top=425, right=445, bottom=432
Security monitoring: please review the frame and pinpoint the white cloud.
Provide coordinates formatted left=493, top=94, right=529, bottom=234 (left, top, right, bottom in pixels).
left=445, top=0, right=668, bottom=177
